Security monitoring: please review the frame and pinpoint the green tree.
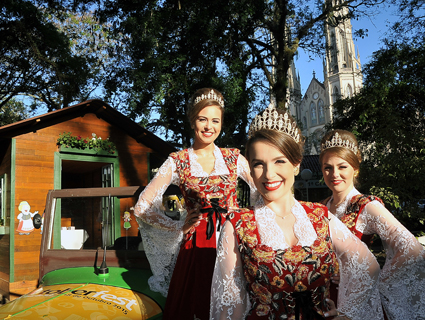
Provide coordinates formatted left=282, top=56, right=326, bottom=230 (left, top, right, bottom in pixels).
left=0, top=0, right=91, bottom=111
left=99, top=0, right=263, bottom=148
left=389, top=0, right=424, bottom=44
left=329, top=42, right=425, bottom=229
left=0, top=99, right=31, bottom=126
left=47, top=10, right=126, bottom=105
left=99, top=0, right=384, bottom=147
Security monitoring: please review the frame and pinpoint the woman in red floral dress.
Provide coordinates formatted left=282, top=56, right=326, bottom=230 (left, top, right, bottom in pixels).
left=134, top=88, right=256, bottom=320
left=210, top=106, right=383, bottom=320
left=320, top=129, right=425, bottom=320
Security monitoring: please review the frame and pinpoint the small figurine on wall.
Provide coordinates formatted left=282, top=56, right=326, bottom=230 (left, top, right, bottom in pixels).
left=123, top=210, right=132, bottom=230
left=16, top=201, right=38, bottom=235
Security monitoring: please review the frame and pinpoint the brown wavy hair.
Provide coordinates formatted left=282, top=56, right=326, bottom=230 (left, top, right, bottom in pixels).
left=319, top=129, right=362, bottom=184
left=187, top=88, right=224, bottom=127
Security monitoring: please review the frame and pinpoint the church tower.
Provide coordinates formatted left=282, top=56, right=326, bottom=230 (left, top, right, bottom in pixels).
left=296, top=1, right=363, bottom=155
left=324, top=2, right=363, bottom=122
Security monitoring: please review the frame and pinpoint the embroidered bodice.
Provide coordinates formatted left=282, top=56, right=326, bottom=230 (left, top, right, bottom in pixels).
left=134, top=145, right=257, bottom=297
left=325, top=187, right=425, bottom=319
left=170, top=147, right=240, bottom=247
left=134, top=145, right=256, bottom=231
left=210, top=199, right=383, bottom=320
left=231, top=201, right=338, bottom=319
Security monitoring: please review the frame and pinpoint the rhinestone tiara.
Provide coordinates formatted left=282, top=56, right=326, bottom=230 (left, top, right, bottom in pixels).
left=248, top=105, right=300, bottom=143
left=193, top=89, right=225, bottom=107
left=321, top=132, right=358, bottom=154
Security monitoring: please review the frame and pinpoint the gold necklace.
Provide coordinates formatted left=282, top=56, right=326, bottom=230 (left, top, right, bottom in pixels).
left=275, top=213, right=291, bottom=219
left=274, top=203, right=295, bottom=220
left=331, top=198, right=345, bottom=208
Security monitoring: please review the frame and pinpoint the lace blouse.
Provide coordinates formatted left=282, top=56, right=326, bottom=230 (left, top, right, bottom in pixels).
left=326, top=187, right=425, bottom=319
left=210, top=198, right=383, bottom=320
left=134, top=145, right=257, bottom=296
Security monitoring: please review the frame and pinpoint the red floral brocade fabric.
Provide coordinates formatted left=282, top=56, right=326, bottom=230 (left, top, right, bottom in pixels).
left=229, top=202, right=339, bottom=320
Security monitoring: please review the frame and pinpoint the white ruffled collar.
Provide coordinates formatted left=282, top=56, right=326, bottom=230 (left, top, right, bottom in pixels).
left=254, top=197, right=317, bottom=250
left=326, top=187, right=361, bottom=218
left=188, top=144, right=230, bottom=177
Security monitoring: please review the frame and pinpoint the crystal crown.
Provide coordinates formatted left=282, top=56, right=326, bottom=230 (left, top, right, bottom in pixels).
left=321, top=132, right=358, bottom=154
left=248, top=105, right=300, bottom=143
left=194, top=89, right=225, bottom=107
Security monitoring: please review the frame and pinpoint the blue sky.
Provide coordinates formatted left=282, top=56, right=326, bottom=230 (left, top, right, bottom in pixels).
left=297, top=5, right=398, bottom=95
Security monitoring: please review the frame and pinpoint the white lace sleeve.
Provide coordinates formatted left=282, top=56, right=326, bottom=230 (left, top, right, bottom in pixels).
left=361, top=202, right=425, bottom=319
left=237, top=154, right=259, bottom=205
left=329, top=213, right=384, bottom=320
left=210, top=220, right=250, bottom=320
left=134, top=157, right=185, bottom=231
left=133, top=156, right=184, bottom=297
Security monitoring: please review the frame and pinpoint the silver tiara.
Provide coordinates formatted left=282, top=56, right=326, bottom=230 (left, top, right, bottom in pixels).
left=248, top=105, right=300, bottom=143
left=321, top=132, right=358, bottom=154
left=194, top=89, right=225, bottom=107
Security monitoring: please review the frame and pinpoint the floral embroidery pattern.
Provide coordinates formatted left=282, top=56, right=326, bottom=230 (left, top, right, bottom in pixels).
left=231, top=203, right=338, bottom=319
left=342, top=194, right=384, bottom=244
left=170, top=148, right=240, bottom=245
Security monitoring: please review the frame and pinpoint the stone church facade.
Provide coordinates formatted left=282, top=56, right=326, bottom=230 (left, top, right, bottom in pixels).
left=292, top=4, right=363, bottom=155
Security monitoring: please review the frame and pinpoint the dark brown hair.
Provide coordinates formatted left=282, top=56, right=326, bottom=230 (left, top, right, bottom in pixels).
left=245, top=111, right=304, bottom=166
left=187, top=88, right=224, bottom=127
left=319, top=129, right=362, bottom=170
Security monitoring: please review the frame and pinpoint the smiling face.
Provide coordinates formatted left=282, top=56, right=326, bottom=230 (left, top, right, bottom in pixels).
left=321, top=152, right=355, bottom=198
left=193, top=105, right=222, bottom=146
left=249, top=140, right=298, bottom=206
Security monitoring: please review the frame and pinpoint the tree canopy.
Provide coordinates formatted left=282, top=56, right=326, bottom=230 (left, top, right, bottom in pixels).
left=1, top=0, right=413, bottom=152
left=0, top=0, right=92, bottom=110
left=0, top=99, right=31, bottom=126
left=96, top=0, right=384, bottom=147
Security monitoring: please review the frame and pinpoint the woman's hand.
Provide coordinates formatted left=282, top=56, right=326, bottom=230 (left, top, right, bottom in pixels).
left=182, top=206, right=202, bottom=234
left=331, top=273, right=340, bottom=285
left=324, top=299, right=351, bottom=320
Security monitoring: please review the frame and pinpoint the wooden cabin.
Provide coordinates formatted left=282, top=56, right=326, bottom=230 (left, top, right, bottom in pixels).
left=0, top=99, right=176, bottom=301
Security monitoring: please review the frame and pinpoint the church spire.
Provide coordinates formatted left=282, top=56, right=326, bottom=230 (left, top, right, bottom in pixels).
left=323, top=1, right=363, bottom=115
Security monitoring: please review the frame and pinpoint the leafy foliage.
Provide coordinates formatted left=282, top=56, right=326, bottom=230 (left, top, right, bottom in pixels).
left=57, top=132, right=117, bottom=154
left=330, top=41, right=425, bottom=229
left=0, top=0, right=92, bottom=110
left=97, top=0, right=383, bottom=147
left=47, top=10, right=127, bottom=107
left=388, top=0, right=425, bottom=44
left=0, top=99, right=31, bottom=126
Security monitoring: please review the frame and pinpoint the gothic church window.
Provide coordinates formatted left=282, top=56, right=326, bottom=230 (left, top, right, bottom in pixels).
left=332, top=86, right=340, bottom=104
left=318, top=99, right=325, bottom=124
left=310, top=102, right=317, bottom=126
left=345, top=84, right=353, bottom=98
left=330, top=32, right=337, bottom=68
left=303, top=116, right=307, bottom=130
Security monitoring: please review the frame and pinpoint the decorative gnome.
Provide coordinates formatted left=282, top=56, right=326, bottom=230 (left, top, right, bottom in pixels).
left=123, top=211, right=132, bottom=230
left=16, top=201, right=38, bottom=235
